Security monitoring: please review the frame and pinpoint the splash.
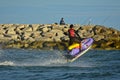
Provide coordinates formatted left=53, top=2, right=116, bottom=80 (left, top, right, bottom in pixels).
left=38, top=58, right=67, bottom=66
left=0, top=49, right=68, bottom=66
left=0, top=61, right=15, bottom=66
left=0, top=49, right=96, bottom=67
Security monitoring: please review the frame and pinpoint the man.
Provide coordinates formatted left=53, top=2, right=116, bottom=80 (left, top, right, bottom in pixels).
left=60, top=18, right=65, bottom=25
left=68, top=24, right=81, bottom=45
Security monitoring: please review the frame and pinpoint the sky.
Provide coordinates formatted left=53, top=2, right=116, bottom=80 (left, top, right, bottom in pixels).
left=0, top=0, right=120, bottom=30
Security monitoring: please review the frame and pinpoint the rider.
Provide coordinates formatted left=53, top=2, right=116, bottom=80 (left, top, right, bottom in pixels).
left=68, top=24, right=81, bottom=45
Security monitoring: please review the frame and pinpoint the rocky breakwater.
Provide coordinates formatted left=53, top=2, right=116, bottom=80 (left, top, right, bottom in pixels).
left=0, top=24, right=120, bottom=50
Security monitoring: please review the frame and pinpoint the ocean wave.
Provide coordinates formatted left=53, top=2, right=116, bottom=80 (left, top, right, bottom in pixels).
left=0, top=49, right=3, bottom=55
left=0, top=61, right=15, bottom=66
left=39, top=58, right=67, bottom=66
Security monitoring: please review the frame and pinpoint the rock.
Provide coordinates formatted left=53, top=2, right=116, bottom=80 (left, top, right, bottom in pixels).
left=31, top=31, right=41, bottom=38
left=78, top=30, right=94, bottom=38
left=42, top=26, right=49, bottom=33
left=31, top=24, right=40, bottom=31
left=41, top=29, right=65, bottom=39
left=0, top=37, right=12, bottom=42
left=60, top=36, right=69, bottom=41
left=62, top=27, right=69, bottom=34
left=42, top=42, right=56, bottom=48
left=5, top=26, right=16, bottom=35
left=42, top=32, right=53, bottom=38
left=92, top=25, right=104, bottom=35
left=53, top=36, right=61, bottom=42
left=93, top=35, right=105, bottom=41
left=10, top=34, right=19, bottom=40
left=23, top=25, right=33, bottom=32
left=23, top=43, right=29, bottom=48
left=17, top=24, right=26, bottom=30
left=22, top=31, right=32, bottom=40
left=0, top=28, right=5, bottom=34
left=51, top=29, right=65, bottom=37
left=52, top=24, right=64, bottom=30
left=26, top=37, right=35, bottom=42
left=39, top=37, right=53, bottom=42
left=6, top=29, right=16, bottom=35
left=0, top=34, right=4, bottom=38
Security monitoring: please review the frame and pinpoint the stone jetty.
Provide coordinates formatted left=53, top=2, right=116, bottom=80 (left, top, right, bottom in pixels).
left=0, top=24, right=120, bottom=50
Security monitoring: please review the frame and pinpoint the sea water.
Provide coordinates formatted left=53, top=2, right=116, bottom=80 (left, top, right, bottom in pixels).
left=0, top=49, right=119, bottom=80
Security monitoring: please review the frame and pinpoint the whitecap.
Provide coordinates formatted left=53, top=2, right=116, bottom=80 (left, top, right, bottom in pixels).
left=0, top=61, right=15, bottom=66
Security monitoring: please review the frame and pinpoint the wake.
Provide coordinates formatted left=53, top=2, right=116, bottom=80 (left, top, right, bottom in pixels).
left=0, top=49, right=67, bottom=66
left=0, top=49, right=94, bottom=67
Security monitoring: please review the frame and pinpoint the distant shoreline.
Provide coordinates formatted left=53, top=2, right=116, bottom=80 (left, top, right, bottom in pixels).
left=0, top=24, right=120, bottom=50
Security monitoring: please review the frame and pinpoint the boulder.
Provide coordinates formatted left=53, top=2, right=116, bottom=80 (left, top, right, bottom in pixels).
left=5, top=26, right=16, bottom=35
left=51, top=29, right=65, bottom=37
left=42, top=32, right=53, bottom=38
left=42, top=27, right=49, bottom=33
left=31, top=24, right=40, bottom=31
left=17, top=24, right=25, bottom=30
left=41, top=29, right=65, bottom=39
left=53, top=36, right=61, bottom=42
left=0, top=34, right=4, bottom=38
left=26, top=37, right=35, bottom=42
left=23, top=26, right=33, bottom=32
left=31, top=31, right=41, bottom=38
left=0, top=28, right=5, bottom=34
left=10, top=34, right=19, bottom=40
left=62, top=27, right=69, bottom=34
left=40, top=37, right=53, bottom=42
left=93, top=35, right=105, bottom=41
left=60, top=36, right=69, bottom=41
left=22, top=31, right=32, bottom=40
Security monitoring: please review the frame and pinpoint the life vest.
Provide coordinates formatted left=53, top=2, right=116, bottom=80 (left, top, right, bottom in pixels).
left=68, top=28, right=75, bottom=37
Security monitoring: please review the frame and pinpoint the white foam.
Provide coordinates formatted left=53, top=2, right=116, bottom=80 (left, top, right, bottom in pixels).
left=0, top=61, right=15, bottom=66
left=40, top=58, right=67, bottom=66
